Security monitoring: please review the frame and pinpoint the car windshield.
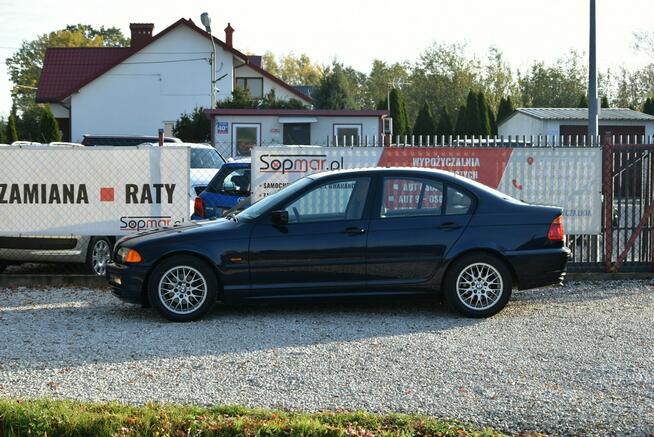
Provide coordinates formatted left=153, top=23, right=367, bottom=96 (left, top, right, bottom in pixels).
left=238, top=177, right=313, bottom=221
left=206, top=166, right=251, bottom=196
left=191, top=148, right=225, bottom=169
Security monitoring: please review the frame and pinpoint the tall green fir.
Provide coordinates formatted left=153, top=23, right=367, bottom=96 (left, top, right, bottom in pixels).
left=496, top=96, right=515, bottom=124
left=38, top=106, right=62, bottom=143
left=435, top=106, right=453, bottom=138
left=389, top=88, right=410, bottom=137
left=642, top=97, right=654, bottom=116
left=454, top=105, right=467, bottom=136
left=477, top=91, right=492, bottom=136
left=464, top=91, right=482, bottom=135
left=413, top=102, right=436, bottom=137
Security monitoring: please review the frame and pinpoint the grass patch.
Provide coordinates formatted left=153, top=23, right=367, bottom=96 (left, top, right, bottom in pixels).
left=0, top=398, right=517, bottom=436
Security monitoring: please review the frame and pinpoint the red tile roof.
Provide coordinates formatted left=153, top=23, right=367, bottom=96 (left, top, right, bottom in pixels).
left=36, top=18, right=312, bottom=103
left=36, top=47, right=133, bottom=102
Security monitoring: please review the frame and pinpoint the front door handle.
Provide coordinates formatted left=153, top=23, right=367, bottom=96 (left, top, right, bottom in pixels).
left=343, top=226, right=366, bottom=235
left=438, top=222, right=462, bottom=230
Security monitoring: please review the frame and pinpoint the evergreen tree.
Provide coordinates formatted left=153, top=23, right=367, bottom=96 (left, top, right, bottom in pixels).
left=601, top=96, right=610, bottom=108
left=577, top=94, right=589, bottom=108
left=454, top=105, right=467, bottom=136
left=173, top=107, right=210, bottom=143
left=312, top=63, right=356, bottom=110
left=0, top=119, right=6, bottom=144
left=389, top=88, right=410, bottom=137
left=464, top=91, right=481, bottom=135
left=642, top=97, right=654, bottom=116
left=435, top=106, right=453, bottom=138
left=489, top=106, right=497, bottom=136
left=496, top=96, right=515, bottom=124
left=412, top=102, right=436, bottom=137
left=6, top=113, right=18, bottom=143
left=38, top=106, right=61, bottom=142
left=376, top=97, right=388, bottom=111
left=477, top=91, right=492, bottom=136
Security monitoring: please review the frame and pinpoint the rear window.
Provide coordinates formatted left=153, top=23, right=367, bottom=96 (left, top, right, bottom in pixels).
left=191, top=148, right=225, bottom=169
left=206, top=166, right=251, bottom=195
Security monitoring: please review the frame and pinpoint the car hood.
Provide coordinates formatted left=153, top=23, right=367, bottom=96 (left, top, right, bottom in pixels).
left=117, top=218, right=240, bottom=247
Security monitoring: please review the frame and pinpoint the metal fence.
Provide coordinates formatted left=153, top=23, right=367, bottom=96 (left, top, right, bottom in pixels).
left=1, top=134, right=653, bottom=276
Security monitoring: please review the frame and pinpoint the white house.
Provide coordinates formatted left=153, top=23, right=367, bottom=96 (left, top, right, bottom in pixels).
left=498, top=108, right=654, bottom=139
left=36, top=18, right=387, bottom=154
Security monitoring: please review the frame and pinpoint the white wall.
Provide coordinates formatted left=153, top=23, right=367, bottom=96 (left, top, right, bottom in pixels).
left=498, top=113, right=545, bottom=137
left=70, top=25, right=235, bottom=142
left=213, top=115, right=382, bottom=156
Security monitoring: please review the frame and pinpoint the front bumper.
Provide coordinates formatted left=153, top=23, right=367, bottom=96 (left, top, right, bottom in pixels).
left=106, top=261, right=150, bottom=305
left=506, top=247, right=570, bottom=290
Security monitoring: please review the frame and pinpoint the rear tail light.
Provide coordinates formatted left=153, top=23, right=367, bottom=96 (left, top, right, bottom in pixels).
left=194, top=197, right=205, bottom=218
left=547, top=215, right=565, bottom=241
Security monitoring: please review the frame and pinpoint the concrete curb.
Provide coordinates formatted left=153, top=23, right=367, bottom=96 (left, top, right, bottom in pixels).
left=0, top=272, right=652, bottom=289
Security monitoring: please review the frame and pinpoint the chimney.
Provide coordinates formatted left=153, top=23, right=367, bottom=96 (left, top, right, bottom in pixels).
left=248, top=55, right=262, bottom=68
left=224, top=23, right=234, bottom=47
left=130, top=23, right=154, bottom=49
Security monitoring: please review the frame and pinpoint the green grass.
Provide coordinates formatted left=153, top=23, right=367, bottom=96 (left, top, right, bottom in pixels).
left=0, top=398, right=517, bottom=437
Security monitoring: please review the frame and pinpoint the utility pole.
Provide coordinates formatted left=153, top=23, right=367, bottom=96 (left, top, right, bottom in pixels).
left=201, top=13, right=217, bottom=109
left=588, top=0, right=599, bottom=140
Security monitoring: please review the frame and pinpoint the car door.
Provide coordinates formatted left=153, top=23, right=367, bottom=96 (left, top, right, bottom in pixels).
left=248, top=176, right=373, bottom=297
left=366, top=175, right=474, bottom=290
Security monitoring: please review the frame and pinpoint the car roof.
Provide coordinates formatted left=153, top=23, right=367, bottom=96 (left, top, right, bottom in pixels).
left=138, top=142, right=216, bottom=149
left=83, top=134, right=181, bottom=142
left=308, top=167, right=460, bottom=181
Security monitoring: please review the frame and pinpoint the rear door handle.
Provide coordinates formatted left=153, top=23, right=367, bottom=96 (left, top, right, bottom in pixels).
left=343, top=226, right=366, bottom=235
left=438, top=222, right=462, bottom=230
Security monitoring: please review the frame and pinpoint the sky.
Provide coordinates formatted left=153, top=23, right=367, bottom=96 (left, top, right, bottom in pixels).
left=0, top=0, right=652, bottom=117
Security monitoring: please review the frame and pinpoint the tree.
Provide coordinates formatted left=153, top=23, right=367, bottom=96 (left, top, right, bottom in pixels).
left=412, top=102, right=436, bottom=137
left=518, top=51, right=586, bottom=107
left=601, top=96, right=610, bottom=108
left=6, top=25, right=129, bottom=111
left=464, top=91, right=482, bottom=135
left=577, top=94, right=589, bottom=108
left=312, top=63, right=357, bottom=110
left=496, top=96, right=515, bottom=124
left=363, top=60, right=409, bottom=109
left=643, top=97, right=654, bottom=116
left=38, top=106, right=61, bottom=142
left=454, top=105, right=467, bottom=136
left=489, top=105, right=497, bottom=136
left=173, top=107, right=210, bottom=143
left=0, top=119, right=6, bottom=144
left=435, top=106, right=453, bottom=137
left=477, top=91, right=492, bottom=135
left=6, top=113, right=18, bottom=143
left=388, top=88, right=410, bottom=137
left=261, top=52, right=323, bottom=86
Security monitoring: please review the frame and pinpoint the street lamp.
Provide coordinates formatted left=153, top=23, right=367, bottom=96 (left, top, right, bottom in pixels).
left=201, top=12, right=218, bottom=109
left=588, top=0, right=598, bottom=140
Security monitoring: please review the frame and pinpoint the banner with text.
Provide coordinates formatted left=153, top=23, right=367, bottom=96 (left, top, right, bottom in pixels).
left=251, top=146, right=602, bottom=234
left=0, top=146, right=190, bottom=236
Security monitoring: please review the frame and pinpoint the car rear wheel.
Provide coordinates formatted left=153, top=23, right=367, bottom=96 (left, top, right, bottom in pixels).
left=86, top=237, right=112, bottom=276
left=444, top=253, right=512, bottom=318
left=148, top=255, right=217, bottom=322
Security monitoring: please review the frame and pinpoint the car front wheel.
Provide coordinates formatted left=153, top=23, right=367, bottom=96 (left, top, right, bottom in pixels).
left=148, top=255, right=218, bottom=322
left=444, top=253, right=512, bottom=318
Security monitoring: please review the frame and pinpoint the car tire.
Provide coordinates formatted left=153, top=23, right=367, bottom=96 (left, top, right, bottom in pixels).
left=444, top=253, right=512, bottom=318
left=86, top=237, right=112, bottom=276
left=148, top=255, right=218, bottom=322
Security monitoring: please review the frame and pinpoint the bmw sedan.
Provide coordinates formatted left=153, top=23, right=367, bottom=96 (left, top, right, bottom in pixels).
left=107, top=168, right=569, bottom=322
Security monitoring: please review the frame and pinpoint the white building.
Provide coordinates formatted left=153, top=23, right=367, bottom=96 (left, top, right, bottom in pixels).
left=36, top=18, right=388, bottom=154
left=498, top=108, right=654, bottom=139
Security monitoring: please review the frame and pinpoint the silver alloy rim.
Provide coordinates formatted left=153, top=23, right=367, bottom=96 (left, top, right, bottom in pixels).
left=91, top=239, right=111, bottom=276
left=456, top=262, right=503, bottom=310
left=158, top=266, right=208, bottom=315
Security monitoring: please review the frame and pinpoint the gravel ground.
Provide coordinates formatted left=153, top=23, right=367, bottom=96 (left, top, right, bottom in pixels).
left=0, top=281, right=652, bottom=436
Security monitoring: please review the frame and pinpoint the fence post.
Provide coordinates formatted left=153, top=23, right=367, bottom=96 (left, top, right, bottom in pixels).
left=602, top=135, right=614, bottom=272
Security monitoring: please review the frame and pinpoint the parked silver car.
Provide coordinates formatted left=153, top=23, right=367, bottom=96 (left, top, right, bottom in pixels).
left=0, top=236, right=113, bottom=276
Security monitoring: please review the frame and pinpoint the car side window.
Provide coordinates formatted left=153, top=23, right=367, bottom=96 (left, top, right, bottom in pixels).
left=380, top=177, right=443, bottom=218
left=445, top=186, right=473, bottom=215
left=285, top=178, right=371, bottom=224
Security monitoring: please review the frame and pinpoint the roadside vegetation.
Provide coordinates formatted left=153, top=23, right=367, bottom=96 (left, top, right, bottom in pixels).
left=0, top=399, right=516, bottom=436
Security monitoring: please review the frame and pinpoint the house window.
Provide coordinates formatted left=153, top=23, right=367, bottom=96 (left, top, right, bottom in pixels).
left=235, top=77, right=264, bottom=98
left=334, top=124, right=362, bottom=146
left=232, top=123, right=261, bottom=156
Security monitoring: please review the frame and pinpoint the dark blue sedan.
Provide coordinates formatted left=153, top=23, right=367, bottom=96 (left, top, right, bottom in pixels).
left=107, top=168, right=569, bottom=322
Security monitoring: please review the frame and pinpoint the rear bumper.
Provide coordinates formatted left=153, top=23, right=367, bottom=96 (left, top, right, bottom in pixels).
left=506, top=247, right=570, bottom=290
left=106, top=262, right=150, bottom=305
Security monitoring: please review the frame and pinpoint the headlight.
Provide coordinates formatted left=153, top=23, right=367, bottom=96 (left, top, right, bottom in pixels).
left=116, top=247, right=142, bottom=264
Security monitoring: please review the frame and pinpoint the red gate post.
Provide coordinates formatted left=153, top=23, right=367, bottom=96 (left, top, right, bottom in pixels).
left=602, top=136, right=614, bottom=272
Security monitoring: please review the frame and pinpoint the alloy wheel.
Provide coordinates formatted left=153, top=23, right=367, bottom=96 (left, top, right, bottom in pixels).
left=92, top=239, right=111, bottom=276
left=158, top=266, right=208, bottom=315
left=456, top=262, right=504, bottom=310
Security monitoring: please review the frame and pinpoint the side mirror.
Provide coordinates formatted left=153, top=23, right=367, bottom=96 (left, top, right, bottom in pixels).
left=271, top=210, right=289, bottom=226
